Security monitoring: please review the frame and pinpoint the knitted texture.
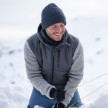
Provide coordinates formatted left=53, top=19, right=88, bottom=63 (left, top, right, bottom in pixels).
left=41, top=3, right=66, bottom=29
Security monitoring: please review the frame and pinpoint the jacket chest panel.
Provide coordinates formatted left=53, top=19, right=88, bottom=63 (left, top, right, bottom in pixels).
left=40, top=45, right=73, bottom=72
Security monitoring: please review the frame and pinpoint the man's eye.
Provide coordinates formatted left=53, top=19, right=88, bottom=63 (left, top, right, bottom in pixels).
left=61, top=24, right=65, bottom=27
left=52, top=25, right=56, bottom=28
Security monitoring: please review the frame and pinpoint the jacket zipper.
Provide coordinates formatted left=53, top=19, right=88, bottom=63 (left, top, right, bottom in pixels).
left=51, top=48, right=54, bottom=84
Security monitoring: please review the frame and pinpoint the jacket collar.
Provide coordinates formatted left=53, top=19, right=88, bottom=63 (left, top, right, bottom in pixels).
left=37, top=29, right=70, bottom=49
left=40, top=29, right=64, bottom=46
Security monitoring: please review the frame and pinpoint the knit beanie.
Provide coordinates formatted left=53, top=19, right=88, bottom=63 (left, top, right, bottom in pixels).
left=41, top=3, right=66, bottom=29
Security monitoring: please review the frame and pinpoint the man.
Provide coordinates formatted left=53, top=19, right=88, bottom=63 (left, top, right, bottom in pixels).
left=24, top=3, right=84, bottom=108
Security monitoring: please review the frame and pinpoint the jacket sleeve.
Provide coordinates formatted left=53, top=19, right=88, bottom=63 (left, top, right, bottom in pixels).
left=24, top=40, right=55, bottom=99
left=62, top=40, right=84, bottom=107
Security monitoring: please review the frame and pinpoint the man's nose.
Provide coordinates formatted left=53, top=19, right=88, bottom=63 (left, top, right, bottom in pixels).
left=56, top=27, right=62, bottom=33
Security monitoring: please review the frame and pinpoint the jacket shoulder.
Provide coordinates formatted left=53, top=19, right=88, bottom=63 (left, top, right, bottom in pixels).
left=27, top=33, right=40, bottom=55
left=67, top=34, right=79, bottom=49
left=27, top=33, right=39, bottom=43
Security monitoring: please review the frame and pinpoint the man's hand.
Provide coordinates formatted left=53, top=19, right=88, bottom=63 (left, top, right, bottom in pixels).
left=50, top=88, right=65, bottom=102
left=54, top=102, right=65, bottom=108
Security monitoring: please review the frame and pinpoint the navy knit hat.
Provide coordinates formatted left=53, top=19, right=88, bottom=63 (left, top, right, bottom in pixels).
left=41, top=3, right=66, bottom=29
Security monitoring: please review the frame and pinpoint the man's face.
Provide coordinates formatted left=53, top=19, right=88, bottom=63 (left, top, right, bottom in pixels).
left=45, top=22, right=65, bottom=41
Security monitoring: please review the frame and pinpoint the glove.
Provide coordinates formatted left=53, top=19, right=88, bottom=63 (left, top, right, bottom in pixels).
left=50, top=88, right=65, bottom=102
left=54, top=102, right=65, bottom=108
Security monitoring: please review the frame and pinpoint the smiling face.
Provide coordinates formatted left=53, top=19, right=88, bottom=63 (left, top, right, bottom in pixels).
left=45, top=22, right=65, bottom=41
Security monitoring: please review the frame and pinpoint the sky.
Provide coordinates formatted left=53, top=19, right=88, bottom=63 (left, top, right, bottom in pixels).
left=0, top=0, right=108, bottom=40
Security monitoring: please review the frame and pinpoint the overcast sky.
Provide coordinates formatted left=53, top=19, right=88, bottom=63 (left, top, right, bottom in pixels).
left=0, top=0, right=108, bottom=40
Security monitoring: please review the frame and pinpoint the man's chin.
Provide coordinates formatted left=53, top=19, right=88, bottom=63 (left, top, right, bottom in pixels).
left=54, top=38, right=62, bottom=41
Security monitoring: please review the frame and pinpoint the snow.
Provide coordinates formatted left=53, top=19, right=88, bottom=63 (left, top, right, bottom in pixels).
left=0, top=0, right=108, bottom=108
left=34, top=106, right=44, bottom=108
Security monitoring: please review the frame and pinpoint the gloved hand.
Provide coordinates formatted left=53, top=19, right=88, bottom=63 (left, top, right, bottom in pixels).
left=50, top=88, right=65, bottom=102
left=54, top=102, right=65, bottom=108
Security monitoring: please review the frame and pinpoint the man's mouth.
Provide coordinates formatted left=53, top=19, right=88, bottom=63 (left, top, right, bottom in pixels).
left=54, top=33, right=60, bottom=36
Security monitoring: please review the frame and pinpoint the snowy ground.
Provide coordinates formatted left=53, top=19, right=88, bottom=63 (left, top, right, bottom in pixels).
left=0, top=0, right=108, bottom=108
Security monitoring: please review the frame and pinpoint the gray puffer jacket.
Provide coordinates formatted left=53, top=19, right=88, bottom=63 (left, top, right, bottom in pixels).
left=24, top=30, right=84, bottom=107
